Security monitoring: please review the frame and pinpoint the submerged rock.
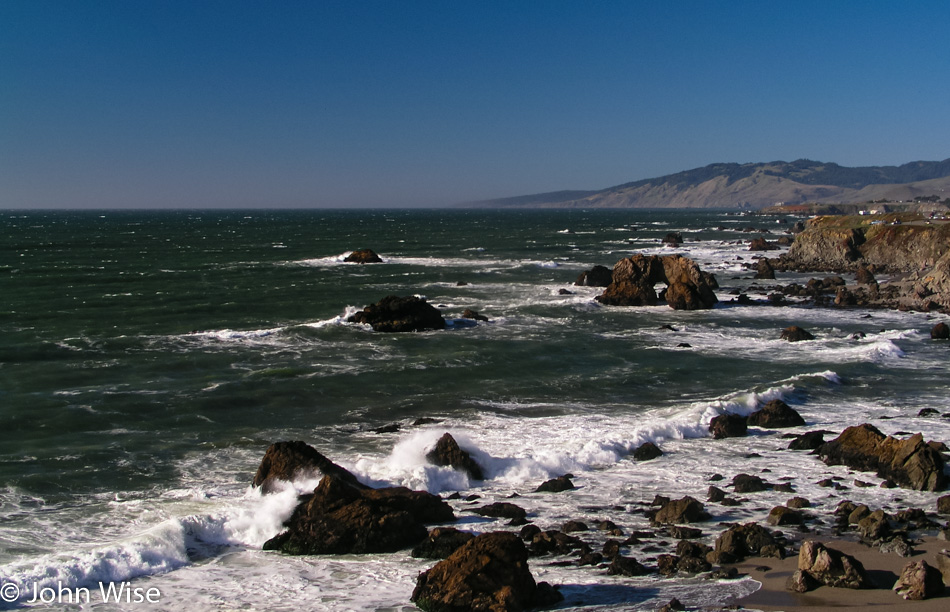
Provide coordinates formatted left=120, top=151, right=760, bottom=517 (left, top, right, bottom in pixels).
left=264, top=474, right=455, bottom=555
left=348, top=295, right=446, bottom=332
left=780, top=326, right=815, bottom=341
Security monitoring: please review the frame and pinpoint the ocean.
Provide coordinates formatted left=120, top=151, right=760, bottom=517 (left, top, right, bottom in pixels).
left=1, top=209, right=948, bottom=610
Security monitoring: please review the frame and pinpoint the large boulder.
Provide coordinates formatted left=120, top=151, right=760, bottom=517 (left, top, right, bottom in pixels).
left=650, top=496, right=710, bottom=525
left=425, top=433, right=484, bottom=480
left=252, top=441, right=367, bottom=493
left=596, top=254, right=717, bottom=310
left=817, top=424, right=947, bottom=491
left=344, top=248, right=383, bottom=264
left=796, top=540, right=871, bottom=590
left=709, top=523, right=782, bottom=563
left=893, top=560, right=946, bottom=600
left=747, top=399, right=806, bottom=429
left=263, top=474, right=455, bottom=555
left=411, top=532, right=562, bottom=612
left=574, top=265, right=613, bottom=287
left=348, top=295, right=446, bottom=332
left=709, top=413, right=747, bottom=439
left=755, top=258, right=776, bottom=279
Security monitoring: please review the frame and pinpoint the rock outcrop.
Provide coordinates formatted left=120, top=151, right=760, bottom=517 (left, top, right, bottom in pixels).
left=817, top=424, right=947, bottom=491
left=425, top=433, right=484, bottom=480
left=574, top=265, right=613, bottom=287
left=747, top=399, right=806, bottom=429
left=344, top=248, right=383, bottom=263
left=263, top=474, right=455, bottom=555
left=348, top=295, right=446, bottom=332
left=411, top=532, right=562, bottom=612
left=596, top=254, right=718, bottom=310
left=252, top=441, right=367, bottom=493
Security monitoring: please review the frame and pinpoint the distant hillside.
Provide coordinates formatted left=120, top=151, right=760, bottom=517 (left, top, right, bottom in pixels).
left=463, top=159, right=950, bottom=209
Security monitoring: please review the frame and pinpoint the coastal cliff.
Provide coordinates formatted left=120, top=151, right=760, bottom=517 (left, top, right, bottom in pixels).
left=778, top=214, right=950, bottom=311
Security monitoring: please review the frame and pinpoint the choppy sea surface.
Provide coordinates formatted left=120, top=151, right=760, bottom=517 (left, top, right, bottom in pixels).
left=1, top=209, right=949, bottom=611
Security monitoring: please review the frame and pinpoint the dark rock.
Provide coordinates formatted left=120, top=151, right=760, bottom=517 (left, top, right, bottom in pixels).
left=575, top=265, right=614, bottom=287
left=893, top=560, right=945, bottom=600
left=264, top=474, right=455, bottom=555
left=748, top=399, right=806, bottom=428
left=253, top=441, right=366, bottom=494
left=817, top=423, right=947, bottom=491
left=773, top=483, right=795, bottom=493
left=787, top=497, right=811, bottom=509
left=664, top=232, right=684, bottom=246
left=348, top=295, right=446, bottom=332
left=412, top=527, right=476, bottom=560
left=937, top=494, right=950, bottom=514
left=797, top=540, right=871, bottom=589
left=788, top=431, right=827, bottom=450
left=425, top=433, right=484, bottom=480
left=755, top=258, right=776, bottom=279
left=461, top=309, right=489, bottom=322
left=709, top=413, right=748, bottom=439
left=767, top=505, right=804, bottom=526
left=919, top=408, right=940, bottom=417
left=707, top=486, right=727, bottom=503
left=344, top=248, right=382, bottom=264
left=411, top=532, right=561, bottom=611
left=374, top=423, right=402, bottom=434
left=931, top=322, right=950, bottom=339
left=413, top=417, right=441, bottom=427
left=659, top=598, right=686, bottom=612
left=651, top=496, right=710, bottom=525
left=632, top=442, right=663, bottom=461
left=576, top=551, right=603, bottom=566
left=529, top=530, right=588, bottom=556
left=855, top=265, right=877, bottom=285
left=562, top=520, right=588, bottom=533
left=710, top=523, right=781, bottom=563
left=733, top=473, right=771, bottom=493
left=780, top=326, right=815, bottom=342
left=786, top=569, right=820, bottom=593
left=749, top=237, right=779, bottom=251
left=669, top=526, right=702, bottom=539
left=519, top=524, right=541, bottom=541
left=471, top=502, right=527, bottom=524
left=657, top=554, right=679, bottom=576
left=607, top=555, right=649, bottom=576
left=596, top=254, right=717, bottom=310
left=602, top=539, right=621, bottom=559
left=558, top=288, right=574, bottom=295
left=535, top=474, right=575, bottom=493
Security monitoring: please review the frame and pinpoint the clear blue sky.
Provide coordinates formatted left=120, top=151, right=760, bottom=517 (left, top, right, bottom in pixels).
left=2, top=1, right=949, bottom=208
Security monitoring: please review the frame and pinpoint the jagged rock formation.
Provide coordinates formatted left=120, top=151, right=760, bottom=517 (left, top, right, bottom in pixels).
left=596, top=254, right=718, bottom=310
left=425, top=433, right=484, bottom=480
left=791, top=540, right=871, bottom=590
left=253, top=440, right=367, bottom=493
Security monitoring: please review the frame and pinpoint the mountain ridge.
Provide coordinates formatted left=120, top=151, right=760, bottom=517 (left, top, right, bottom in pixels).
left=462, top=158, right=950, bottom=209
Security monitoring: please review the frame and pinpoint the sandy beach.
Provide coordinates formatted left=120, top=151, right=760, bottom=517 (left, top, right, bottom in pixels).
left=731, top=535, right=949, bottom=611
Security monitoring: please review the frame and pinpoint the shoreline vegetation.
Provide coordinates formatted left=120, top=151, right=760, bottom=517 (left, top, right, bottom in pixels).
left=253, top=214, right=950, bottom=611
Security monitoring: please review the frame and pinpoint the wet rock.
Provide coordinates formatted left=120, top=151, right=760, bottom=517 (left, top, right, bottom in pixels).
left=535, top=474, right=575, bottom=493
left=707, top=486, right=727, bottom=503
left=632, top=442, right=663, bottom=461
left=461, top=309, right=489, bottom=322
left=780, top=326, right=815, bottom=341
left=344, top=248, right=383, bottom=263
left=817, top=423, right=947, bottom=491
left=788, top=431, right=827, bottom=450
left=253, top=441, right=367, bottom=494
left=597, top=254, right=718, bottom=310
left=411, top=531, right=562, bottom=611
left=529, top=530, right=588, bottom=556
left=471, top=502, right=527, bottom=525
left=412, top=527, right=476, bottom=560
left=657, top=554, right=679, bottom=576
left=755, top=258, right=776, bottom=279
left=733, top=473, right=771, bottom=493
left=658, top=598, right=686, bottom=612
left=749, top=237, right=779, bottom=251
left=562, top=520, right=588, bottom=533
left=709, top=413, right=747, bottom=439
left=893, top=560, right=945, bottom=600
left=787, top=497, right=811, bottom=509
left=710, top=523, right=782, bottom=563
left=348, top=295, right=446, bottom=332
left=669, top=526, right=702, bottom=539
left=425, top=433, right=484, bottom=480
left=797, top=540, right=871, bottom=589
left=602, top=539, right=621, bottom=559
left=931, top=322, right=950, bottom=339
left=767, top=506, right=804, bottom=526
left=938, top=494, right=950, bottom=514
left=607, top=555, right=649, bottom=576
left=264, top=474, right=454, bottom=555
left=664, top=232, right=684, bottom=246
left=748, top=399, right=806, bottom=429
left=651, top=496, right=711, bottom=525
left=575, top=265, right=613, bottom=287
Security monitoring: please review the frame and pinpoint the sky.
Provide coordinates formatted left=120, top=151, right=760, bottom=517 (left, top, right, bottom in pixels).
left=2, top=1, right=949, bottom=209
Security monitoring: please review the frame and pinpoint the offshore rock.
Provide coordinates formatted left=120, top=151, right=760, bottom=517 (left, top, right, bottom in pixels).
left=253, top=441, right=367, bottom=494
left=709, top=413, right=747, bottom=439
left=596, top=254, right=717, bottom=310
left=632, top=441, right=663, bottom=461
left=780, top=326, right=815, bottom=341
left=817, top=424, right=947, bottom=491
left=575, top=265, right=613, bottom=287
left=344, top=248, right=383, bottom=263
left=796, top=540, right=871, bottom=589
left=411, top=532, right=562, bottom=612
left=348, top=295, right=446, bottom=332
left=747, top=399, right=806, bottom=429
left=425, top=433, right=484, bottom=480
left=535, top=475, right=575, bottom=493
left=264, top=474, right=455, bottom=555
